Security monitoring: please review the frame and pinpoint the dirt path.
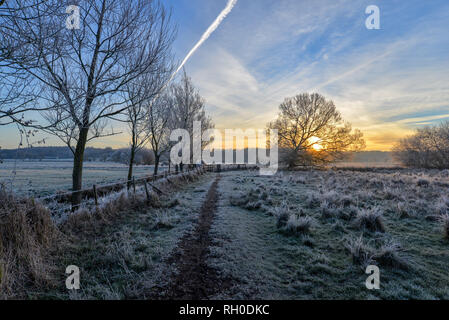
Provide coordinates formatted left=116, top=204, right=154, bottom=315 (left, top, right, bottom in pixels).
left=161, top=175, right=234, bottom=299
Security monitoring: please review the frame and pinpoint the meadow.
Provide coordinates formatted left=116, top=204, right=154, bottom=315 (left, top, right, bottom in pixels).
left=0, top=160, right=166, bottom=198
left=7, top=166, right=448, bottom=300
left=210, top=169, right=449, bottom=299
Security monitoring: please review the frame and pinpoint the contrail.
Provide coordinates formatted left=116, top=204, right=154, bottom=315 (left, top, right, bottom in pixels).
left=173, top=0, right=238, bottom=77
left=151, top=0, right=238, bottom=103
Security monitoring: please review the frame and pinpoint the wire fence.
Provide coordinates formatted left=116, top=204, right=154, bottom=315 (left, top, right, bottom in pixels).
left=35, top=163, right=257, bottom=212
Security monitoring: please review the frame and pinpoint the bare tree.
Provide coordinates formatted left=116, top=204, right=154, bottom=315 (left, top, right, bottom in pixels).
left=0, top=0, right=175, bottom=207
left=268, top=93, right=365, bottom=168
left=124, top=83, right=151, bottom=189
left=0, top=1, right=54, bottom=127
left=393, top=121, right=449, bottom=169
left=170, top=70, right=214, bottom=162
left=147, top=92, right=175, bottom=176
left=123, top=67, right=173, bottom=187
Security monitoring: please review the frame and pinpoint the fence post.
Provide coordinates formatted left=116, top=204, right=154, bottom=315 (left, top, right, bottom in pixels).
left=132, top=176, right=136, bottom=194
left=93, top=184, right=98, bottom=207
left=71, top=191, right=80, bottom=212
left=144, top=181, right=150, bottom=203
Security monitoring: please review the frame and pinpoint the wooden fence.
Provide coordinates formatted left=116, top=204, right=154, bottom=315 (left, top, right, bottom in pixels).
left=38, top=164, right=257, bottom=211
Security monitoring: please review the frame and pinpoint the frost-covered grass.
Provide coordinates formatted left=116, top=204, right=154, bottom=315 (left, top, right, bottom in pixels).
left=208, top=169, right=449, bottom=299
left=0, top=160, right=167, bottom=198
left=32, top=173, right=214, bottom=300
left=8, top=165, right=449, bottom=300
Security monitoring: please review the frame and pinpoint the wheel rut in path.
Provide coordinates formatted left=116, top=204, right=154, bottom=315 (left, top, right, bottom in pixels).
left=163, top=175, right=234, bottom=299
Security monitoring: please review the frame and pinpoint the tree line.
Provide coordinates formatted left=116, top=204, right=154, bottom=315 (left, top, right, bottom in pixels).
left=393, top=122, right=449, bottom=169
left=0, top=0, right=213, bottom=208
left=0, top=146, right=156, bottom=165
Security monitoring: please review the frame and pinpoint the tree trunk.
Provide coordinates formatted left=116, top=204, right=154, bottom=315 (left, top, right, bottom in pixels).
left=127, top=147, right=136, bottom=190
left=154, top=155, right=160, bottom=177
left=72, top=127, right=89, bottom=210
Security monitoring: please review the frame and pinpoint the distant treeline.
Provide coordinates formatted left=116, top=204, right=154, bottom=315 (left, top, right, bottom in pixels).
left=0, top=146, right=156, bottom=165
left=0, top=147, right=394, bottom=164
left=346, top=151, right=394, bottom=163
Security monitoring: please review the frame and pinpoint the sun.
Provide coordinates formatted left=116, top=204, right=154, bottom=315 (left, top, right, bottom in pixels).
left=308, top=136, right=324, bottom=151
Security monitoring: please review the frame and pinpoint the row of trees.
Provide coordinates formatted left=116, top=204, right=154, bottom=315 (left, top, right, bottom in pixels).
left=0, top=0, right=213, bottom=207
left=126, top=70, right=213, bottom=186
left=393, top=122, right=449, bottom=169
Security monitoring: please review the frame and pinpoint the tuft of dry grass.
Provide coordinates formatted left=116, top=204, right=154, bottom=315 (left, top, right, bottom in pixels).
left=439, top=214, right=449, bottom=240
left=0, top=188, right=60, bottom=299
left=271, top=201, right=290, bottom=228
left=417, top=179, right=430, bottom=187
left=395, top=202, right=415, bottom=219
left=345, top=236, right=373, bottom=268
left=282, top=215, right=313, bottom=236
left=305, top=192, right=320, bottom=209
left=153, top=210, right=180, bottom=230
left=229, top=188, right=266, bottom=211
left=229, top=192, right=250, bottom=207
left=373, top=240, right=409, bottom=270
left=353, top=207, right=385, bottom=233
left=345, top=236, right=409, bottom=270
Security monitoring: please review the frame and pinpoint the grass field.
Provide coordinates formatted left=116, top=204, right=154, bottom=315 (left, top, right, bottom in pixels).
left=14, top=167, right=448, bottom=300
left=0, top=160, right=166, bottom=198
left=34, top=174, right=213, bottom=299
left=209, top=169, right=449, bottom=299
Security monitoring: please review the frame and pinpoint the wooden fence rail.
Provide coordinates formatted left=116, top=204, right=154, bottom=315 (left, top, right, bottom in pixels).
left=39, top=164, right=257, bottom=210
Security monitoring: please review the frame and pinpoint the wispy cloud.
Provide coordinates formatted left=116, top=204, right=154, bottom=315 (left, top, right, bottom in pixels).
left=183, top=0, right=449, bottom=151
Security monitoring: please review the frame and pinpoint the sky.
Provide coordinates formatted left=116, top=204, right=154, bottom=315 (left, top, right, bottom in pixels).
left=1, top=0, right=449, bottom=151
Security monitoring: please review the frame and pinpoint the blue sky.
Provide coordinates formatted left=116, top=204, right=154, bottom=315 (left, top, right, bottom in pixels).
left=161, top=0, right=449, bottom=150
left=1, top=0, right=448, bottom=150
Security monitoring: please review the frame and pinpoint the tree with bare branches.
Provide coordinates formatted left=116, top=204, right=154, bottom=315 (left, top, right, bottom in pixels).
left=147, top=92, right=175, bottom=176
left=393, top=121, right=449, bottom=169
left=123, top=67, right=173, bottom=186
left=170, top=70, right=214, bottom=161
left=0, top=1, right=53, bottom=127
left=0, top=0, right=175, bottom=207
left=268, top=93, right=365, bottom=168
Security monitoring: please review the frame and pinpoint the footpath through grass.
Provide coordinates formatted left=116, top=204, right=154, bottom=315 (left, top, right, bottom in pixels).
left=31, top=174, right=214, bottom=299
